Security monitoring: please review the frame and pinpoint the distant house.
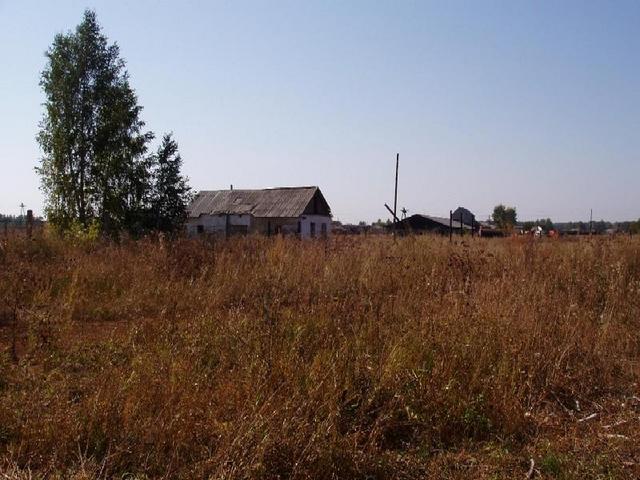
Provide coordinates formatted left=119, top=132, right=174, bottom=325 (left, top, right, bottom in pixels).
left=391, top=207, right=480, bottom=236
left=452, top=206, right=476, bottom=227
left=392, top=214, right=471, bottom=235
left=187, top=186, right=332, bottom=238
left=451, top=207, right=512, bottom=236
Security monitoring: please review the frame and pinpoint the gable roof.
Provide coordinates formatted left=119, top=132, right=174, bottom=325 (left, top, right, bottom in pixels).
left=452, top=206, right=476, bottom=225
left=188, top=186, right=330, bottom=218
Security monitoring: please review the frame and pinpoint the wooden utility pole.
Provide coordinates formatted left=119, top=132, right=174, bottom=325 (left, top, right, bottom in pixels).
left=393, top=153, right=399, bottom=237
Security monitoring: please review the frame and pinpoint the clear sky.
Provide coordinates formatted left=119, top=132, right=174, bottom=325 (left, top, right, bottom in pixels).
left=1, top=0, right=639, bottom=223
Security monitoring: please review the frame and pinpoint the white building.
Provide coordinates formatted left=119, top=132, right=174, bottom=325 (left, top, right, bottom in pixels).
left=187, top=186, right=332, bottom=238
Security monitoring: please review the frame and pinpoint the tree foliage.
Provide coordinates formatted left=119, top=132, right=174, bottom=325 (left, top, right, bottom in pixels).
left=149, top=134, right=192, bottom=232
left=492, top=204, right=517, bottom=230
left=523, top=218, right=555, bottom=232
left=36, top=10, right=189, bottom=236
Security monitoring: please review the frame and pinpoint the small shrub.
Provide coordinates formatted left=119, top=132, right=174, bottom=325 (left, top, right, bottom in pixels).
left=540, top=453, right=564, bottom=478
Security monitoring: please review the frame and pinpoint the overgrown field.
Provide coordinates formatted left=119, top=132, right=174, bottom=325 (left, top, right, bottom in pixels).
left=0, top=234, right=639, bottom=479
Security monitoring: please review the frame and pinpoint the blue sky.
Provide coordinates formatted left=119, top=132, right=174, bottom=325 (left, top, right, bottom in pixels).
left=1, top=0, right=639, bottom=222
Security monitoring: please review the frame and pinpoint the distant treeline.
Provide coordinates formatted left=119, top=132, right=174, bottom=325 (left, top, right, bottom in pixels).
left=553, top=220, right=640, bottom=234
left=362, top=217, right=640, bottom=234
left=0, top=213, right=45, bottom=227
left=4, top=213, right=638, bottom=235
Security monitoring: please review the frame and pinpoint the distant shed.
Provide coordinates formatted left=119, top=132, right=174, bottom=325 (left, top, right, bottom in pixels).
left=393, top=214, right=471, bottom=235
left=452, top=206, right=476, bottom=227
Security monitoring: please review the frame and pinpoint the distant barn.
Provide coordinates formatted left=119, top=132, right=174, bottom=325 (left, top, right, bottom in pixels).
left=187, top=186, right=332, bottom=238
left=393, top=214, right=471, bottom=235
left=452, top=206, right=476, bottom=227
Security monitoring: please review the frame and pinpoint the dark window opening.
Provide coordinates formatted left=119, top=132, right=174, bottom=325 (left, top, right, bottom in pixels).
left=197, top=225, right=204, bottom=234
left=310, top=222, right=316, bottom=238
left=321, top=223, right=327, bottom=237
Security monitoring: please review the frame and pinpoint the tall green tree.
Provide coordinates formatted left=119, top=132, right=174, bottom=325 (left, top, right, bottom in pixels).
left=37, top=10, right=153, bottom=234
left=149, top=133, right=192, bottom=233
left=492, top=204, right=517, bottom=230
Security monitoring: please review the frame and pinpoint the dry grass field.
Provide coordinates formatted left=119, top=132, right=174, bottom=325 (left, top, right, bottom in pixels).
left=0, top=233, right=639, bottom=479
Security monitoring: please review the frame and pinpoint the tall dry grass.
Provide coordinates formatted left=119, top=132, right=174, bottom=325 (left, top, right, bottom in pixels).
left=0, top=234, right=639, bottom=478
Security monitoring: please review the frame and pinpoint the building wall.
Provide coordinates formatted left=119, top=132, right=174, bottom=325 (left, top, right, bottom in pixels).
left=299, top=215, right=331, bottom=238
left=186, top=214, right=251, bottom=235
left=187, top=214, right=332, bottom=239
left=252, top=215, right=331, bottom=238
left=251, top=217, right=298, bottom=236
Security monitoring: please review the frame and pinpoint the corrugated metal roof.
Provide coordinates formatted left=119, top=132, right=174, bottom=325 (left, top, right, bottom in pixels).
left=188, top=186, right=322, bottom=218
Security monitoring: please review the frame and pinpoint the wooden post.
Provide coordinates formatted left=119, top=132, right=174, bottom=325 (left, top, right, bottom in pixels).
left=449, top=210, right=453, bottom=242
left=393, top=153, right=399, bottom=238
left=26, top=210, right=33, bottom=239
